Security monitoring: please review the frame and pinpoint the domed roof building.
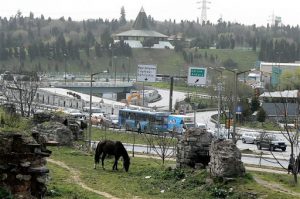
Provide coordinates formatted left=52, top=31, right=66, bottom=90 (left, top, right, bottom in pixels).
left=114, top=7, right=174, bottom=49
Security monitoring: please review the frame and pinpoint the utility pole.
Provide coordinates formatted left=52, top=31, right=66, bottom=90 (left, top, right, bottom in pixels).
left=89, top=70, right=108, bottom=150
left=169, top=76, right=174, bottom=112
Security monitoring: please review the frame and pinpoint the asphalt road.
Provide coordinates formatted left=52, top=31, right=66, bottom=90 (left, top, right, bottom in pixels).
left=146, top=89, right=298, bottom=168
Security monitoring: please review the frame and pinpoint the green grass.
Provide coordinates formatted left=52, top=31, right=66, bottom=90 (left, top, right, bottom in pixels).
left=48, top=146, right=288, bottom=199
left=144, top=81, right=210, bottom=93
left=47, top=162, right=104, bottom=199
left=238, top=120, right=281, bottom=131
left=132, top=48, right=186, bottom=75
left=1, top=48, right=258, bottom=75
left=90, top=127, right=178, bottom=146
left=195, top=49, right=258, bottom=71
left=253, top=172, right=300, bottom=194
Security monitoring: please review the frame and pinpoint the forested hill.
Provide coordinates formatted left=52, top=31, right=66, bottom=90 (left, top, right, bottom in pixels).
left=0, top=10, right=299, bottom=73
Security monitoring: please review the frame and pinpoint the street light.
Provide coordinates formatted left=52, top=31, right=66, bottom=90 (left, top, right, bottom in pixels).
left=219, top=67, right=254, bottom=143
left=113, top=56, right=118, bottom=85
left=88, top=70, right=108, bottom=150
left=209, top=67, right=223, bottom=138
left=126, top=57, right=130, bottom=82
left=64, top=53, right=67, bottom=85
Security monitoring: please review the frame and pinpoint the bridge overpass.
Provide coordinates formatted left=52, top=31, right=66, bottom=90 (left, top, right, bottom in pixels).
left=48, top=81, right=133, bottom=99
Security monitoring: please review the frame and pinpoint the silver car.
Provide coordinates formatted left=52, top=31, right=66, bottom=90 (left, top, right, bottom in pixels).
left=241, top=132, right=260, bottom=144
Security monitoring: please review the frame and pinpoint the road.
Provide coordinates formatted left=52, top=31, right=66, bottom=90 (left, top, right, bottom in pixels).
left=120, top=143, right=288, bottom=168
left=148, top=89, right=186, bottom=110
left=146, top=89, right=297, bottom=168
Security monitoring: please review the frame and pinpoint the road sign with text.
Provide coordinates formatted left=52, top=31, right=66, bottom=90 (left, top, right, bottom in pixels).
left=137, top=64, right=157, bottom=82
left=187, top=67, right=207, bottom=85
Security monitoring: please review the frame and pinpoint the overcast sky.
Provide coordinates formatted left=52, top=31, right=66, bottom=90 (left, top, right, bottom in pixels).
left=0, top=0, right=298, bottom=26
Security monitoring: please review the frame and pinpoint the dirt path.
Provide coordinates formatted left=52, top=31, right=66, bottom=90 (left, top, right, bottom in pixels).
left=47, top=158, right=120, bottom=199
left=253, top=176, right=300, bottom=198
left=48, top=155, right=299, bottom=198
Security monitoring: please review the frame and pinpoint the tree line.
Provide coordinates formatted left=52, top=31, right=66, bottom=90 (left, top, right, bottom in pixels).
left=0, top=9, right=300, bottom=71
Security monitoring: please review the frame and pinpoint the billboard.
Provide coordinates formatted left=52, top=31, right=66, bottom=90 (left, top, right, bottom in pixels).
left=137, top=64, right=157, bottom=82
left=187, top=67, right=207, bottom=86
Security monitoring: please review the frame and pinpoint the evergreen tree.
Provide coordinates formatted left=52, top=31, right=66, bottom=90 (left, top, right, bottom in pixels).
left=119, top=6, right=126, bottom=25
left=250, top=97, right=260, bottom=113
left=257, top=108, right=267, bottom=126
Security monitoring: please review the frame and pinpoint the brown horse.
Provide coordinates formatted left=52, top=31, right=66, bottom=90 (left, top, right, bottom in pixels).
left=94, top=140, right=130, bottom=172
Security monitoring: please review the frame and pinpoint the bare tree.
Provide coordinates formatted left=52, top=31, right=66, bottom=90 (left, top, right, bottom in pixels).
left=259, top=90, right=300, bottom=184
left=1, top=72, right=39, bottom=117
left=143, top=128, right=177, bottom=165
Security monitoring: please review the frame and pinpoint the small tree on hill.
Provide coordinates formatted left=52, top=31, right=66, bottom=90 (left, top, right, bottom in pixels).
left=142, top=38, right=156, bottom=48
left=251, top=96, right=260, bottom=113
left=256, top=107, right=266, bottom=126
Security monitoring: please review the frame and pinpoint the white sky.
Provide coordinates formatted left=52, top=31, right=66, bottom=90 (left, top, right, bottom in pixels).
left=0, top=0, right=299, bottom=26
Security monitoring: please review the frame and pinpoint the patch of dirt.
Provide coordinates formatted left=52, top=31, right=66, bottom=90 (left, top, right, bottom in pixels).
left=254, top=176, right=300, bottom=198
left=47, top=158, right=120, bottom=199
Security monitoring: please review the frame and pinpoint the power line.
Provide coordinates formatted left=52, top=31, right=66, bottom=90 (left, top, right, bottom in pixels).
left=197, top=0, right=211, bottom=23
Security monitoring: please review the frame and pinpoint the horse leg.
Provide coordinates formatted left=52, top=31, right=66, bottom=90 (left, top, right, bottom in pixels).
left=101, top=153, right=107, bottom=170
left=113, top=156, right=120, bottom=170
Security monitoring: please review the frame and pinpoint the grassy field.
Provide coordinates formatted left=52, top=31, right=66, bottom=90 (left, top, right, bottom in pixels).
left=253, top=172, right=300, bottom=194
left=1, top=48, right=257, bottom=75
left=91, top=127, right=177, bottom=146
left=195, top=49, right=258, bottom=71
left=47, top=162, right=104, bottom=199
left=45, top=146, right=298, bottom=199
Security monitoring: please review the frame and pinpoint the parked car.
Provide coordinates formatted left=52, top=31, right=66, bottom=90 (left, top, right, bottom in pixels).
left=256, top=133, right=287, bottom=151
left=104, top=115, right=119, bottom=128
left=63, top=73, right=75, bottom=80
left=241, top=132, right=260, bottom=144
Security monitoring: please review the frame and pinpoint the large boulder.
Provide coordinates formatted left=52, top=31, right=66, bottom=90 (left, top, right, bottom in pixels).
left=0, top=132, right=51, bottom=198
left=31, top=122, right=73, bottom=146
left=176, top=128, right=213, bottom=168
left=209, top=139, right=245, bottom=178
left=32, top=112, right=66, bottom=124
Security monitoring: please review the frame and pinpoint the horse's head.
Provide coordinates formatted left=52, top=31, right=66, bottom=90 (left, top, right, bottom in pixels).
left=123, top=157, right=130, bottom=172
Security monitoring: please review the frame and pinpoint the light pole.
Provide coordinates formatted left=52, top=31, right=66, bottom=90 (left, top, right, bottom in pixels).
left=127, top=57, right=130, bottom=82
left=209, top=67, right=223, bottom=138
left=88, top=70, right=108, bottom=150
left=64, top=53, right=67, bottom=85
left=113, top=56, right=117, bottom=85
left=220, top=67, right=253, bottom=143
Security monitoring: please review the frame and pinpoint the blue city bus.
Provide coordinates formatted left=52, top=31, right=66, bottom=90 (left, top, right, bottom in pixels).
left=168, top=115, right=195, bottom=134
left=118, top=109, right=170, bottom=133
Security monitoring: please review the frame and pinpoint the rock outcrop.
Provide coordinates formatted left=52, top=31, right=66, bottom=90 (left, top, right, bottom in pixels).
left=0, top=132, right=51, bottom=198
left=176, top=128, right=213, bottom=168
left=209, top=139, right=245, bottom=178
left=32, top=122, right=73, bottom=146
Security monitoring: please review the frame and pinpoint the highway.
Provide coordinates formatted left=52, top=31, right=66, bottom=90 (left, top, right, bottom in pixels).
left=147, top=88, right=297, bottom=169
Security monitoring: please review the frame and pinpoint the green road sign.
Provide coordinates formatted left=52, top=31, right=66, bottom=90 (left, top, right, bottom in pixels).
left=190, top=68, right=205, bottom=77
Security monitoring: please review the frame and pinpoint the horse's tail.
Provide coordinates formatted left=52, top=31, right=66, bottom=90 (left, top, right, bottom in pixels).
left=94, top=142, right=102, bottom=164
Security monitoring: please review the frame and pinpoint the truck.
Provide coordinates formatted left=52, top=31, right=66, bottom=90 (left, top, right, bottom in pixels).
left=167, top=115, right=195, bottom=134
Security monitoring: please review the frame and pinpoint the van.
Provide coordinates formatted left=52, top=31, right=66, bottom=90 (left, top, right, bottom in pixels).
left=196, top=123, right=206, bottom=130
left=241, top=132, right=260, bottom=144
left=82, top=106, right=106, bottom=118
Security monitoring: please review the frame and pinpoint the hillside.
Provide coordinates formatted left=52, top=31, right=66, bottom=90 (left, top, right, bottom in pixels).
left=0, top=48, right=258, bottom=75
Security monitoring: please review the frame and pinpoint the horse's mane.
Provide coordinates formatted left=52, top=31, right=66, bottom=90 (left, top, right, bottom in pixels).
left=115, top=141, right=130, bottom=161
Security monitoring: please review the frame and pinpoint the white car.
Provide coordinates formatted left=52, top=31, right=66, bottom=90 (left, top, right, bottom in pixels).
left=63, top=74, right=75, bottom=80
left=241, top=132, right=260, bottom=144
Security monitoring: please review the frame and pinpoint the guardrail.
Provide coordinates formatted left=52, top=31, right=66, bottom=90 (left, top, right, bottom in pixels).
left=0, top=98, right=60, bottom=113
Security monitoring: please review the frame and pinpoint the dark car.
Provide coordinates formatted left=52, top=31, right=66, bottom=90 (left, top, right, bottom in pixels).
left=256, top=133, right=287, bottom=151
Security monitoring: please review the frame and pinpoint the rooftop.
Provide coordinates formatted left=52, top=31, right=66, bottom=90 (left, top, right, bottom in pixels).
left=260, top=90, right=299, bottom=98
